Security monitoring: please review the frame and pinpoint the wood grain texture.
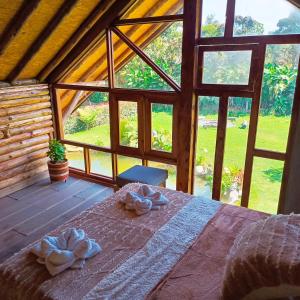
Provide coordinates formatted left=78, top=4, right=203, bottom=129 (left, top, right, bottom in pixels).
left=0, top=84, right=53, bottom=197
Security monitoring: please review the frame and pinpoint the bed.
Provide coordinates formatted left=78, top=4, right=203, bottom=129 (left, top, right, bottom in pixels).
left=0, top=183, right=267, bottom=300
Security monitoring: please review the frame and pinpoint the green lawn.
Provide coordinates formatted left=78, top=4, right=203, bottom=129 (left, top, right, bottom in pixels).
left=65, top=112, right=291, bottom=214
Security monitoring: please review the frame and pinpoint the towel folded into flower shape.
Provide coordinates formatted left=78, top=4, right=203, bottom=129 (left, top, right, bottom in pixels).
left=31, top=228, right=101, bottom=276
left=120, top=185, right=169, bottom=215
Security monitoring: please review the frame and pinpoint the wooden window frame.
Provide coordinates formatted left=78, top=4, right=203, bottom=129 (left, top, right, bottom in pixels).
left=197, top=43, right=259, bottom=92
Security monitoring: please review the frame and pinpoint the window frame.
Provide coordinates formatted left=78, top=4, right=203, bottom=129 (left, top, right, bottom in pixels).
left=196, top=43, right=260, bottom=92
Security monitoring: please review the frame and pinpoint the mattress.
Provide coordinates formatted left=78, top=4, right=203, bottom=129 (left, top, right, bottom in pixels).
left=0, top=183, right=267, bottom=300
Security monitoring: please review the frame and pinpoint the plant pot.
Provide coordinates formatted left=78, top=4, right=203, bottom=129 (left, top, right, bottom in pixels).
left=47, top=160, right=69, bottom=182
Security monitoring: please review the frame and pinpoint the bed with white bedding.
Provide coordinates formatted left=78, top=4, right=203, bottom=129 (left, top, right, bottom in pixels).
left=0, top=183, right=267, bottom=300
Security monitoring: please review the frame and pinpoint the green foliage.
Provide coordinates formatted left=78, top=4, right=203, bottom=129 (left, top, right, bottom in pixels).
left=274, top=11, right=300, bottom=34
left=233, top=15, right=264, bottom=35
left=47, top=139, right=66, bottom=163
left=261, top=63, right=297, bottom=116
left=152, top=129, right=172, bottom=152
left=221, top=166, right=242, bottom=193
left=88, top=92, right=108, bottom=104
left=119, top=120, right=138, bottom=147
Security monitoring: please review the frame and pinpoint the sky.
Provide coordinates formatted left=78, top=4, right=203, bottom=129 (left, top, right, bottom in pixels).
left=203, top=0, right=298, bottom=33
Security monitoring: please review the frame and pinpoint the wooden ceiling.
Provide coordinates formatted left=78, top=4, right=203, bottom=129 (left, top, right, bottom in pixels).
left=0, top=0, right=183, bottom=84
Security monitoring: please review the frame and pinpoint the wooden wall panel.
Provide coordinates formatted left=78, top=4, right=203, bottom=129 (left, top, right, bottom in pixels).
left=0, top=84, right=53, bottom=197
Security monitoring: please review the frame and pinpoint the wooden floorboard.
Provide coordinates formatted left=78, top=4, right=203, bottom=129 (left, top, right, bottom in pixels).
left=0, top=176, right=113, bottom=263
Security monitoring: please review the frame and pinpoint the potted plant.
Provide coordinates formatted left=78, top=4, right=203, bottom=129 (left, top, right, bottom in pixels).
left=47, top=139, right=69, bottom=182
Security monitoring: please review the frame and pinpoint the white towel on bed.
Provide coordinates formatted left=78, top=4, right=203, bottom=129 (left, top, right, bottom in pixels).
left=31, top=228, right=101, bottom=276
left=120, top=185, right=169, bottom=215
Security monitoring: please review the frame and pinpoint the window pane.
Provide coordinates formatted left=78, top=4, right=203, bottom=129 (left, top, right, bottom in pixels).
left=148, top=161, right=177, bottom=190
left=60, top=39, right=108, bottom=86
left=64, top=92, right=111, bottom=148
left=220, top=97, right=252, bottom=205
left=202, top=51, right=252, bottom=85
left=248, top=158, right=284, bottom=214
left=151, top=103, right=173, bottom=152
left=121, top=0, right=183, bottom=19
left=65, top=145, right=85, bottom=170
left=90, top=150, right=112, bottom=178
left=117, top=155, right=142, bottom=174
left=113, top=33, right=173, bottom=91
left=256, top=44, right=300, bottom=152
left=194, top=96, right=219, bottom=197
left=234, top=0, right=300, bottom=36
left=118, top=22, right=183, bottom=85
left=119, top=101, right=138, bottom=148
left=201, top=0, right=226, bottom=37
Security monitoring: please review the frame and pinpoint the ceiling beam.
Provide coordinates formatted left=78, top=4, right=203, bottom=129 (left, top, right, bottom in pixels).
left=37, top=0, right=114, bottom=82
left=0, top=0, right=40, bottom=55
left=47, top=0, right=138, bottom=83
left=7, top=0, right=78, bottom=82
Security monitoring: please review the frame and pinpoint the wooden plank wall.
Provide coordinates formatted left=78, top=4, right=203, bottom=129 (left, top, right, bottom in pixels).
left=0, top=84, right=53, bottom=197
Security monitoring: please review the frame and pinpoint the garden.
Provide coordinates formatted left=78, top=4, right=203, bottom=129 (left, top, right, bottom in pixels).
left=64, top=11, right=300, bottom=214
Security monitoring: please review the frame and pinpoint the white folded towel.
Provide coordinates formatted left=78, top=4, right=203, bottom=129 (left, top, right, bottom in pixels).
left=31, top=228, right=101, bottom=276
left=120, top=185, right=169, bottom=215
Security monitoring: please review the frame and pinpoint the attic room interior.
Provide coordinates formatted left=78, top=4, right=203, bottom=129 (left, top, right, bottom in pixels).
left=1, top=0, right=300, bottom=298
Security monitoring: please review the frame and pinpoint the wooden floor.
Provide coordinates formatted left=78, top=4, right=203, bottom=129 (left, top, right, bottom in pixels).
left=0, top=176, right=113, bottom=263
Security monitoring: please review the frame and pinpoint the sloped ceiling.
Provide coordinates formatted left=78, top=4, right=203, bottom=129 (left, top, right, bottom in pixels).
left=0, top=0, right=115, bottom=82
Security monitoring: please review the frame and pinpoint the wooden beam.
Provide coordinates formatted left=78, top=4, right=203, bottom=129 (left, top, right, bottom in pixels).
left=37, top=0, right=114, bottom=81
left=0, top=0, right=40, bottom=55
left=176, top=0, right=199, bottom=193
left=7, top=0, right=78, bottom=82
left=106, top=29, right=115, bottom=88
left=112, top=27, right=181, bottom=92
left=224, top=0, right=236, bottom=38
left=47, top=0, right=137, bottom=83
left=241, top=45, right=266, bottom=208
left=114, top=14, right=184, bottom=26
left=212, top=96, right=228, bottom=200
left=278, top=55, right=300, bottom=213
left=253, top=149, right=286, bottom=161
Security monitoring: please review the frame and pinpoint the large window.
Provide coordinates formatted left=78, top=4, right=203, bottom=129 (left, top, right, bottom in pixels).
left=202, top=50, right=252, bottom=85
left=118, top=101, right=139, bottom=148
left=234, top=0, right=300, bottom=36
left=151, top=103, right=173, bottom=152
left=201, top=0, right=226, bottom=37
left=63, top=92, right=110, bottom=148
left=256, top=44, right=300, bottom=153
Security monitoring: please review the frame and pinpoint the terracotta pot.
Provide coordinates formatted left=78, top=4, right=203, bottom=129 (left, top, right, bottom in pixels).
left=47, top=160, right=69, bottom=182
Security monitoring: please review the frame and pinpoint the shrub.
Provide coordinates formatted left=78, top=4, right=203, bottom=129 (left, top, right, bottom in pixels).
left=119, top=120, right=138, bottom=147
left=152, top=129, right=172, bottom=152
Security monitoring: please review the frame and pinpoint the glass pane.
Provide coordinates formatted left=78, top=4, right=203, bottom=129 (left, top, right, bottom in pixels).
left=194, top=96, right=219, bottom=197
left=148, top=161, right=177, bottom=190
left=234, top=0, right=300, bottom=36
left=119, top=101, right=138, bottom=148
left=113, top=33, right=173, bottom=91
left=119, top=22, right=183, bottom=85
left=248, top=158, right=284, bottom=214
left=151, top=103, right=173, bottom=152
left=64, top=92, right=111, bottom=148
left=65, top=145, right=85, bottom=170
left=201, top=0, right=226, bottom=37
left=221, top=97, right=252, bottom=205
left=202, top=50, right=252, bottom=85
left=121, top=0, right=183, bottom=19
left=256, top=44, right=300, bottom=152
left=60, top=38, right=108, bottom=86
left=90, top=150, right=112, bottom=178
left=117, top=155, right=142, bottom=174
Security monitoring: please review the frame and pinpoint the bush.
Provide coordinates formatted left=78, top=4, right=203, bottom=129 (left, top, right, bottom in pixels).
left=119, top=120, right=138, bottom=147
left=152, top=129, right=172, bottom=152
left=64, top=115, right=86, bottom=134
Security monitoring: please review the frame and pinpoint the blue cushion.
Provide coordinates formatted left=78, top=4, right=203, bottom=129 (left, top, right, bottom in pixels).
left=116, top=165, right=168, bottom=187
